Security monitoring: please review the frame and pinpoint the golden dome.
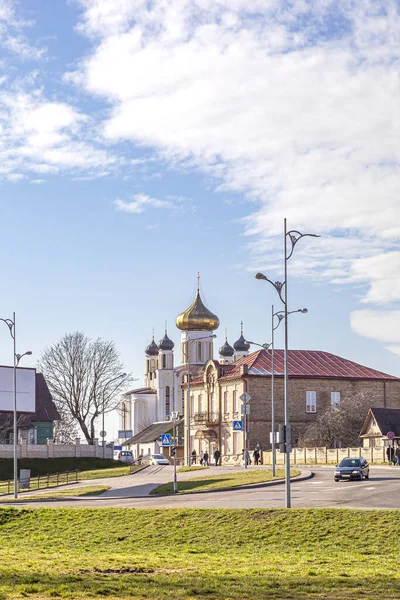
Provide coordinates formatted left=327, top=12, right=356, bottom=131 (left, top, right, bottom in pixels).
left=176, top=288, right=220, bottom=332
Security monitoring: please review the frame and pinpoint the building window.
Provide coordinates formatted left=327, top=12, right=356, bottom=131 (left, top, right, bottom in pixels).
left=233, top=390, right=238, bottom=413
left=162, top=354, right=166, bottom=369
left=181, top=375, right=185, bottom=416
left=306, top=391, right=317, bottom=413
left=191, top=395, right=195, bottom=416
left=331, top=391, right=340, bottom=406
left=211, top=392, right=216, bottom=417
left=225, top=433, right=231, bottom=454
left=166, top=386, right=170, bottom=418
left=224, top=391, right=228, bottom=413
left=198, top=394, right=204, bottom=412
left=233, top=431, right=239, bottom=454
left=197, top=342, right=202, bottom=362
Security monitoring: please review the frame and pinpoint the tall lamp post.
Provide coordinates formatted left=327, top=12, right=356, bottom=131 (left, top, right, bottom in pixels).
left=0, top=313, right=32, bottom=499
left=255, top=218, right=319, bottom=508
left=182, top=333, right=217, bottom=466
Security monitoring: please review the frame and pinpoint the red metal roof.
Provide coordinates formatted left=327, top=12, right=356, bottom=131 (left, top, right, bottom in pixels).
left=218, top=349, right=400, bottom=381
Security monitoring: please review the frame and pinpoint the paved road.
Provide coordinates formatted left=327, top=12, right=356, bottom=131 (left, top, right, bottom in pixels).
left=3, top=465, right=400, bottom=509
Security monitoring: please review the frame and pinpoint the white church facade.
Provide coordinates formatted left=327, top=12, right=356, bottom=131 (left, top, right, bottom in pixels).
left=118, top=278, right=250, bottom=457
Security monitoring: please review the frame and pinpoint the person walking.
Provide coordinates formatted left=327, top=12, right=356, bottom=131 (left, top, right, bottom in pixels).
left=191, top=449, right=197, bottom=465
left=387, top=445, right=395, bottom=465
left=253, top=448, right=260, bottom=466
left=199, top=450, right=204, bottom=466
left=395, top=445, right=400, bottom=466
left=214, top=448, right=221, bottom=466
left=203, top=451, right=209, bottom=466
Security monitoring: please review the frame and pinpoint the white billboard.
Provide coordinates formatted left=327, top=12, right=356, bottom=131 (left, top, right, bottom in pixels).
left=0, top=366, right=36, bottom=413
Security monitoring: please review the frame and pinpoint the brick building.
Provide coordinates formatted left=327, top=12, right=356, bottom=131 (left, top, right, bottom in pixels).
left=187, top=349, right=400, bottom=459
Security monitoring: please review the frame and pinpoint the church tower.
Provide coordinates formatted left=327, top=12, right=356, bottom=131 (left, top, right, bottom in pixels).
left=176, top=274, right=220, bottom=365
left=157, top=327, right=175, bottom=420
left=144, top=332, right=159, bottom=389
left=219, top=331, right=234, bottom=365
left=233, top=322, right=250, bottom=361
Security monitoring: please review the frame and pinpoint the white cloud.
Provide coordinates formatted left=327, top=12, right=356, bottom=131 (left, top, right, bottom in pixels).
left=70, top=0, right=400, bottom=345
left=351, top=310, right=400, bottom=345
left=114, top=193, right=175, bottom=214
left=29, top=178, right=45, bottom=184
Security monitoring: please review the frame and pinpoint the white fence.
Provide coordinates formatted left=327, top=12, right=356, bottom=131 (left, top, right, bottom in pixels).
left=262, top=446, right=388, bottom=465
left=0, top=438, right=113, bottom=460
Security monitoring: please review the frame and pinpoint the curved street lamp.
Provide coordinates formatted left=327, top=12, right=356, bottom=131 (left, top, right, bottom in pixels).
left=247, top=307, right=307, bottom=477
left=255, top=218, right=319, bottom=507
left=182, top=333, right=217, bottom=466
left=0, top=313, right=32, bottom=499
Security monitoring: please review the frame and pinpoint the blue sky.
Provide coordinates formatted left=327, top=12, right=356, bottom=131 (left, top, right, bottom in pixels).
left=1, top=0, right=400, bottom=439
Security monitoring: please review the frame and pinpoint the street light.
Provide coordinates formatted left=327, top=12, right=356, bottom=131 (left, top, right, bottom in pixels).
left=255, top=218, right=319, bottom=508
left=182, top=333, right=217, bottom=466
left=0, top=313, right=32, bottom=499
left=248, top=308, right=307, bottom=476
left=101, top=373, right=127, bottom=459
left=171, top=410, right=180, bottom=492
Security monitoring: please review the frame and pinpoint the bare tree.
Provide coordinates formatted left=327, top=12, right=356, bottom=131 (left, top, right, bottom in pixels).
left=38, top=332, right=131, bottom=445
left=0, top=414, right=27, bottom=444
left=53, top=407, right=79, bottom=445
left=300, top=394, right=371, bottom=448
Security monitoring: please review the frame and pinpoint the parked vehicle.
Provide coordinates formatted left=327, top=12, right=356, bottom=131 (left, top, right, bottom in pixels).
left=146, top=454, right=170, bottom=466
left=117, top=450, right=134, bottom=464
left=334, top=457, right=369, bottom=482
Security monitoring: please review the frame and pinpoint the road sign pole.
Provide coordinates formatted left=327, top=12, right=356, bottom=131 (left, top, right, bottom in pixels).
left=173, top=421, right=177, bottom=493
left=244, top=409, right=247, bottom=469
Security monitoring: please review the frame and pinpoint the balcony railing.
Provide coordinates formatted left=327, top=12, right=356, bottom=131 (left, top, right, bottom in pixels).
left=193, top=412, right=220, bottom=424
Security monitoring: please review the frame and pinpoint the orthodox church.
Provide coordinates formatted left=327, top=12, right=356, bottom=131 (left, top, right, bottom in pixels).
left=118, top=277, right=250, bottom=439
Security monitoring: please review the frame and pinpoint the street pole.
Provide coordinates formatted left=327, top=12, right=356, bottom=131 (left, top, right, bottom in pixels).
left=244, top=406, right=247, bottom=469
left=102, top=403, right=105, bottom=459
left=271, top=305, right=276, bottom=477
left=13, top=312, right=18, bottom=499
left=283, top=218, right=291, bottom=509
left=173, top=419, right=177, bottom=493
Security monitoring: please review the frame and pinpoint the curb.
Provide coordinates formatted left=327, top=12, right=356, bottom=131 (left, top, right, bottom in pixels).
left=4, top=470, right=314, bottom=503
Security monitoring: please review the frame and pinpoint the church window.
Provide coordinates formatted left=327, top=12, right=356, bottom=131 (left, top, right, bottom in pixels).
left=165, top=386, right=170, bottom=418
left=197, top=342, right=202, bottom=362
left=224, top=391, right=228, bottom=413
left=233, top=390, right=238, bottom=413
left=162, top=354, right=166, bottom=369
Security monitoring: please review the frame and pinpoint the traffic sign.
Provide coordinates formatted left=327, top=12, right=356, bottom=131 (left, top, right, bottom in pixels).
left=240, top=392, right=251, bottom=404
left=100, top=430, right=106, bottom=438
left=161, top=434, right=171, bottom=446
left=241, top=405, right=250, bottom=415
left=387, top=431, right=395, bottom=439
left=233, top=420, right=243, bottom=431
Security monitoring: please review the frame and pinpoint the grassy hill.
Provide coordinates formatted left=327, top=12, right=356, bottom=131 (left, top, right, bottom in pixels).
left=0, top=457, right=121, bottom=479
left=0, top=507, right=398, bottom=599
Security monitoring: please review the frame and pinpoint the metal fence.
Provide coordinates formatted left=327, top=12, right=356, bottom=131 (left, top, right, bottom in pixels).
left=262, top=446, right=388, bottom=465
left=0, top=469, right=79, bottom=497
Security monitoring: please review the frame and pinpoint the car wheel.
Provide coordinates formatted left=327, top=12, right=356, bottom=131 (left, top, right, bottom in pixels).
left=359, top=474, right=363, bottom=481
left=334, top=478, right=340, bottom=482
left=365, top=471, right=369, bottom=479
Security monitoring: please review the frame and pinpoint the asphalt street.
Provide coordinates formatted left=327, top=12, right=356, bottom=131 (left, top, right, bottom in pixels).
left=3, top=465, right=400, bottom=509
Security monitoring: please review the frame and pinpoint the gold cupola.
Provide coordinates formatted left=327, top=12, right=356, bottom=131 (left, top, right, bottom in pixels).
left=176, top=275, right=220, bottom=332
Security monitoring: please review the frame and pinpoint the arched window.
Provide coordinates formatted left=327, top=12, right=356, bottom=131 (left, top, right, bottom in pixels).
left=165, top=386, right=170, bottom=418
left=162, top=354, right=166, bottom=369
left=197, top=341, right=202, bottom=362
left=181, top=375, right=185, bottom=416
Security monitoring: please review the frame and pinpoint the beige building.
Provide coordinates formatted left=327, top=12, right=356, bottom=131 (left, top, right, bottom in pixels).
left=187, top=349, right=400, bottom=462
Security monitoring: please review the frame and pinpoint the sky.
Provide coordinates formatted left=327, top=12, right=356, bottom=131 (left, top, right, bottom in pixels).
left=1, top=0, right=400, bottom=440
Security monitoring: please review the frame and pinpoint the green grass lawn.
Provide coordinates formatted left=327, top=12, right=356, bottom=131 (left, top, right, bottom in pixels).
left=0, top=508, right=399, bottom=599
left=151, top=468, right=300, bottom=494
left=177, top=465, right=209, bottom=473
left=3, top=485, right=110, bottom=502
left=78, top=465, right=142, bottom=480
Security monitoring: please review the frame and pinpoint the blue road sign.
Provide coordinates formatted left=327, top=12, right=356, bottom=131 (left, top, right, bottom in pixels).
left=233, top=420, right=243, bottom=431
left=161, top=433, right=171, bottom=446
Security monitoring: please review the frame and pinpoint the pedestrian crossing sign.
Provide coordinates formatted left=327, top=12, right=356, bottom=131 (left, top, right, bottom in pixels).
left=161, top=434, right=171, bottom=446
left=233, top=420, right=243, bottom=431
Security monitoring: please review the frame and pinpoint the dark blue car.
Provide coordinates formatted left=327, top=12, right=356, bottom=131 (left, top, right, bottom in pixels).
left=334, top=457, right=370, bottom=482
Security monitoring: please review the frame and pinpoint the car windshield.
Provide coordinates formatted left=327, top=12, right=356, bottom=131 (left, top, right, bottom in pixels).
left=153, top=454, right=165, bottom=459
left=339, top=458, right=361, bottom=467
